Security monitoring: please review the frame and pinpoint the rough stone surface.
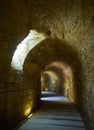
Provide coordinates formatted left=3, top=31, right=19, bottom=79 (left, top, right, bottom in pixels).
left=0, top=0, right=94, bottom=129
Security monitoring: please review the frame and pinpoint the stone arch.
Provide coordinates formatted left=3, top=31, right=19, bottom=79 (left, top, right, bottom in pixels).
left=43, top=61, right=75, bottom=99
left=23, top=38, right=82, bottom=105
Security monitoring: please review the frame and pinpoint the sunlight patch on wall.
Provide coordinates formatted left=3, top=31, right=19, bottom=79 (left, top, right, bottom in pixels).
left=24, top=107, right=32, bottom=117
left=41, top=71, right=59, bottom=92
left=11, top=30, right=46, bottom=70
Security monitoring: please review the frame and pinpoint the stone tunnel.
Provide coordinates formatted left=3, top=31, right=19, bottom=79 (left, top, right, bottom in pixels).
left=0, top=0, right=94, bottom=130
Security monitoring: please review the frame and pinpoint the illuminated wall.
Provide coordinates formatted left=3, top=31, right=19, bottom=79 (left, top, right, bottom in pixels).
left=41, top=71, right=59, bottom=92
left=11, top=30, right=46, bottom=70
left=0, top=0, right=94, bottom=130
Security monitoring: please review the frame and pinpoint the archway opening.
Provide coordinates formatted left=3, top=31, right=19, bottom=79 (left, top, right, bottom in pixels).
left=9, top=37, right=82, bottom=126
left=11, top=30, right=46, bottom=70
left=23, top=37, right=82, bottom=106
left=41, top=71, right=59, bottom=92
left=41, top=61, right=75, bottom=102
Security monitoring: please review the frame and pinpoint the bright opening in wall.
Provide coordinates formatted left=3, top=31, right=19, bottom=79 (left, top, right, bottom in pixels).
left=11, top=30, right=46, bottom=70
left=41, top=71, right=59, bottom=92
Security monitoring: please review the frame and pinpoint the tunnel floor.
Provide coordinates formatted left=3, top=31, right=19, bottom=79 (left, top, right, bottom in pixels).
left=14, top=92, right=86, bottom=130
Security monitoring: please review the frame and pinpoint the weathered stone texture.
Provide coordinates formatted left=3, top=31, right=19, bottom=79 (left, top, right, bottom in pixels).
left=0, top=0, right=94, bottom=129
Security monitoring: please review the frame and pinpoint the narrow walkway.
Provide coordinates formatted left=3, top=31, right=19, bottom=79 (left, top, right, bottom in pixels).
left=14, top=92, right=86, bottom=130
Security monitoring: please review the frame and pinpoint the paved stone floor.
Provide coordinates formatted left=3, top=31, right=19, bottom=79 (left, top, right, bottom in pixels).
left=14, top=92, right=86, bottom=130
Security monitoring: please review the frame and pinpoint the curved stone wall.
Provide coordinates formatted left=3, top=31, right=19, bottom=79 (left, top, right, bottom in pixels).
left=0, top=0, right=94, bottom=129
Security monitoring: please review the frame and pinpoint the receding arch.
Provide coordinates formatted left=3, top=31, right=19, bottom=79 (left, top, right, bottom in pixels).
left=41, top=61, right=75, bottom=100
left=23, top=38, right=82, bottom=104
